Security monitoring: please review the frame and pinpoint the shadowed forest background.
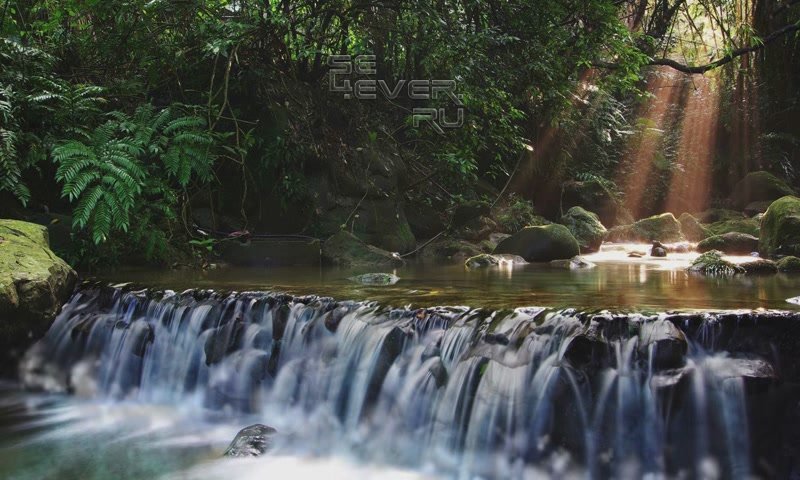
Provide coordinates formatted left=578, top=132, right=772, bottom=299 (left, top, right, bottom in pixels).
left=1, top=0, right=799, bottom=268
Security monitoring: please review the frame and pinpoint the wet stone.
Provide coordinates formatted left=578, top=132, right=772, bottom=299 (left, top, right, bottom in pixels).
left=224, top=424, right=277, bottom=457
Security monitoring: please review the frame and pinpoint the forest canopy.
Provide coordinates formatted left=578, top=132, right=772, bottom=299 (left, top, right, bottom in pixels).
left=1, top=0, right=799, bottom=266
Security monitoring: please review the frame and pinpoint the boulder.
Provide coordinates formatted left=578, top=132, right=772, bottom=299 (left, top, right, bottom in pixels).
left=560, top=207, right=607, bottom=253
left=744, top=201, right=773, bottom=217
left=694, top=208, right=745, bottom=224
left=688, top=250, right=745, bottom=276
left=707, top=218, right=760, bottom=237
left=0, top=219, right=77, bottom=370
left=605, top=213, right=684, bottom=243
left=678, top=213, right=710, bottom=242
left=730, top=171, right=795, bottom=210
left=740, top=259, right=778, bottom=275
left=697, top=232, right=759, bottom=255
left=759, top=196, right=800, bottom=258
left=322, top=231, right=404, bottom=267
left=224, top=424, right=277, bottom=457
left=464, top=253, right=525, bottom=269
left=549, top=256, right=597, bottom=269
left=493, top=224, right=580, bottom=262
left=777, top=256, right=800, bottom=273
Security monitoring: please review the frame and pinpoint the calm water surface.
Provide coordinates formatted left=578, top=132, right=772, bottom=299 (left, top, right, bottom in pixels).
left=94, top=243, right=800, bottom=311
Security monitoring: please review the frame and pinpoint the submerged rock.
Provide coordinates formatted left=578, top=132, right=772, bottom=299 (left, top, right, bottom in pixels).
left=777, top=256, right=800, bottom=273
left=322, top=231, right=404, bottom=267
left=348, top=273, right=400, bottom=285
left=688, top=250, right=745, bottom=276
left=606, top=213, right=684, bottom=243
left=0, top=219, right=77, bottom=371
left=465, top=253, right=525, bottom=269
left=650, top=241, right=667, bottom=257
left=730, top=170, right=795, bottom=210
left=697, top=232, right=759, bottom=255
left=224, top=424, right=277, bottom=457
left=759, top=196, right=800, bottom=258
left=493, top=224, right=580, bottom=262
left=559, top=206, right=607, bottom=253
left=550, top=256, right=596, bottom=269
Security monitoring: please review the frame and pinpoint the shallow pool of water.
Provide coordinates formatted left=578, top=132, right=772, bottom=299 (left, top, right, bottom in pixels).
left=94, top=244, right=800, bottom=311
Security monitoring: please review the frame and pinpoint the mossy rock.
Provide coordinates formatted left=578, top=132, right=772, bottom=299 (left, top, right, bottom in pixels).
left=688, top=250, right=744, bottom=276
left=697, top=232, right=759, bottom=255
left=560, top=207, right=607, bottom=253
left=678, top=213, right=711, bottom=242
left=605, top=213, right=683, bottom=243
left=740, top=259, right=778, bottom=275
left=493, top=224, right=579, bottom=262
left=695, top=209, right=745, bottom=224
left=759, top=196, right=800, bottom=257
left=777, top=256, right=800, bottom=273
left=322, top=231, right=405, bottom=267
left=0, top=219, right=77, bottom=371
left=730, top=171, right=795, bottom=210
left=776, top=256, right=800, bottom=273
left=706, top=218, right=760, bottom=237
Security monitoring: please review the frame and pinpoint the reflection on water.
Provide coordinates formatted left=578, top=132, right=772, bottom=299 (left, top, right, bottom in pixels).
left=94, top=243, right=800, bottom=311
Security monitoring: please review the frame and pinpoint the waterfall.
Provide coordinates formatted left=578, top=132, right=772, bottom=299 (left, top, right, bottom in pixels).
left=19, top=283, right=793, bottom=478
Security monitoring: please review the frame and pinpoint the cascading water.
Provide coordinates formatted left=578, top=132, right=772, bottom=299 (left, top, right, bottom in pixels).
left=17, top=283, right=800, bottom=479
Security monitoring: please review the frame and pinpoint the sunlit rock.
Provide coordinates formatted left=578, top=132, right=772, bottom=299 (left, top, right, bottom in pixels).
left=679, top=212, right=711, bottom=241
left=688, top=250, right=745, bottom=276
left=605, top=213, right=684, bottom=243
left=559, top=206, right=607, bottom=253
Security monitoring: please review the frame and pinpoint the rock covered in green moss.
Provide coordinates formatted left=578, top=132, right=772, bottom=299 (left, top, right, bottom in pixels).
left=322, top=231, right=404, bottom=267
left=560, top=206, right=607, bottom=253
left=493, top=224, right=580, bottom=262
left=777, top=256, right=800, bottom=273
left=741, top=257, right=778, bottom=274
left=688, top=250, right=745, bottom=276
left=706, top=217, right=760, bottom=237
left=759, top=196, right=800, bottom=257
left=0, top=219, right=77, bottom=368
left=605, top=213, right=684, bottom=243
left=695, top=208, right=744, bottom=224
left=697, top=232, right=759, bottom=255
left=730, top=171, right=795, bottom=209
left=740, top=259, right=778, bottom=275
left=678, top=213, right=711, bottom=242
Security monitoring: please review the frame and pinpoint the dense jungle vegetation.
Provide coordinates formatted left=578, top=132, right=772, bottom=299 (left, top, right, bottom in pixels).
left=1, top=0, right=799, bottom=267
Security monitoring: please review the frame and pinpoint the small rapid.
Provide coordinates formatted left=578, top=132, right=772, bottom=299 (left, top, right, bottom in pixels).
left=13, top=283, right=800, bottom=479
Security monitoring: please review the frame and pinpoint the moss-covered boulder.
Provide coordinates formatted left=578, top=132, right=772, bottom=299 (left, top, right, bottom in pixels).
left=560, top=207, right=607, bottom=253
left=695, top=208, right=744, bottom=224
left=730, top=171, right=795, bottom=210
left=740, top=259, right=778, bottom=275
left=759, top=196, right=800, bottom=257
left=0, top=219, right=77, bottom=369
left=678, top=213, right=710, bottom=242
left=777, top=256, right=800, bottom=273
left=322, top=231, right=404, bottom=267
left=706, top=217, right=760, bottom=237
left=559, top=179, right=626, bottom=227
left=493, top=224, right=580, bottom=262
left=697, top=232, right=759, bottom=255
left=605, top=213, right=684, bottom=243
left=688, top=250, right=744, bottom=276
